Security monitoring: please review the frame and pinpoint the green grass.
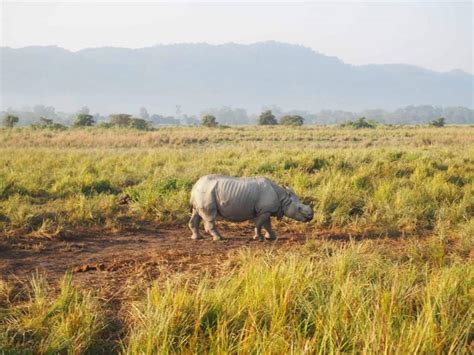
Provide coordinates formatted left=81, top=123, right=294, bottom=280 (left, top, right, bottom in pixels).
left=0, top=126, right=473, bottom=238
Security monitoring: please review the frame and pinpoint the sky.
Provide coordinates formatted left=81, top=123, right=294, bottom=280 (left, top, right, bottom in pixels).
left=1, top=1, right=473, bottom=73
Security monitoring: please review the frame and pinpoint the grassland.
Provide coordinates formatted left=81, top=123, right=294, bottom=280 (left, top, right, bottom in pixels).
left=1, top=126, right=473, bottom=238
left=0, top=125, right=473, bottom=353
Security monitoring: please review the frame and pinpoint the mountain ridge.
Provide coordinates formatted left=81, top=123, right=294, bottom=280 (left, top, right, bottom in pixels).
left=3, top=41, right=471, bottom=75
left=1, top=41, right=472, bottom=114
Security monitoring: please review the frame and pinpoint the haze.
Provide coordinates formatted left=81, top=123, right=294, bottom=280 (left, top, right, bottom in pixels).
left=1, top=1, right=473, bottom=74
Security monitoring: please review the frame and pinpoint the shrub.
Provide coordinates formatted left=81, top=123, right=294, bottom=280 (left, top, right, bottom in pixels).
left=279, top=115, right=304, bottom=126
left=109, top=114, right=132, bottom=127
left=430, top=117, right=445, bottom=127
left=32, top=117, right=68, bottom=130
left=73, top=113, right=95, bottom=127
left=342, top=117, right=377, bottom=129
left=201, top=115, right=218, bottom=127
left=107, top=114, right=150, bottom=130
left=129, top=118, right=151, bottom=130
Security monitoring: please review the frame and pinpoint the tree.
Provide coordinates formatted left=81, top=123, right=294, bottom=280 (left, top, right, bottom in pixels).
left=257, top=110, right=277, bottom=125
left=280, top=115, right=304, bottom=126
left=2, top=114, right=19, bottom=128
left=129, top=118, right=150, bottom=130
left=139, top=107, right=150, bottom=120
left=109, top=114, right=132, bottom=127
left=73, top=113, right=95, bottom=127
left=201, top=115, right=218, bottom=127
left=430, top=117, right=445, bottom=127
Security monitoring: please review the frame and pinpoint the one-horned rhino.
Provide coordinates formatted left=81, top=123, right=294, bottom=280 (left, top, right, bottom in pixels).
left=189, top=175, right=313, bottom=241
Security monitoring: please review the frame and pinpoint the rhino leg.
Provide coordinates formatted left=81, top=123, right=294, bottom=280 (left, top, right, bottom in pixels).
left=204, top=220, right=223, bottom=241
left=253, top=213, right=271, bottom=241
left=263, top=218, right=276, bottom=240
left=197, top=204, right=224, bottom=241
left=189, top=208, right=202, bottom=240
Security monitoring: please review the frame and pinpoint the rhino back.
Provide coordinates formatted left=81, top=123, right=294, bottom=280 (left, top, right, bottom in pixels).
left=213, top=177, right=258, bottom=221
left=215, top=176, right=279, bottom=221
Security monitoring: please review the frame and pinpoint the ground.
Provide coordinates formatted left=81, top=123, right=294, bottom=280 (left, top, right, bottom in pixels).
left=0, top=223, right=312, bottom=296
left=0, top=222, right=411, bottom=298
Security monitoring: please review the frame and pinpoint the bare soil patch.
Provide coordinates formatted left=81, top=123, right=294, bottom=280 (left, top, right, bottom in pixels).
left=0, top=221, right=425, bottom=303
left=0, top=223, right=312, bottom=298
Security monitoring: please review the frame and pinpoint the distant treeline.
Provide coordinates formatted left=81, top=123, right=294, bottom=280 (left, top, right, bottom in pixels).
left=260, top=105, right=473, bottom=125
left=1, top=104, right=473, bottom=127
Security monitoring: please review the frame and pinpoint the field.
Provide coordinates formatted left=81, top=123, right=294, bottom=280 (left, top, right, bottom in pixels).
left=0, top=125, right=473, bottom=353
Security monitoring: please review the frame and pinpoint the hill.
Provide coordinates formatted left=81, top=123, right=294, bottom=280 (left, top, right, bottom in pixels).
left=1, top=41, right=473, bottom=113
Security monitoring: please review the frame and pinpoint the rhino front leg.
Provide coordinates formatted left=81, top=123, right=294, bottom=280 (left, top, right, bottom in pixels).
left=254, top=213, right=271, bottom=241
left=189, top=208, right=202, bottom=240
left=263, top=218, right=276, bottom=240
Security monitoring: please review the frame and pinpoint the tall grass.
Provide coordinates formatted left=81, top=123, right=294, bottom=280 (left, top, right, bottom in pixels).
left=0, top=237, right=471, bottom=353
left=0, top=274, right=105, bottom=353
left=125, top=242, right=473, bottom=354
left=1, top=126, right=472, bottom=238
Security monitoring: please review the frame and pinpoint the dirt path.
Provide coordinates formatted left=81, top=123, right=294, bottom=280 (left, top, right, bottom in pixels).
left=0, top=223, right=311, bottom=298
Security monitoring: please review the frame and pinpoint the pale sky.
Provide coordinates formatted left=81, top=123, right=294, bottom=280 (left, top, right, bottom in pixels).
left=1, top=1, right=473, bottom=73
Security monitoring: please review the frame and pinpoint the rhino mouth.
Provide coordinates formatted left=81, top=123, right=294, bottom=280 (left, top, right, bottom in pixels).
left=304, top=214, right=313, bottom=222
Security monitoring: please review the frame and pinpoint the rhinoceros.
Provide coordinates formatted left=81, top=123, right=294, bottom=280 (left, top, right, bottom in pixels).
left=189, top=175, right=313, bottom=241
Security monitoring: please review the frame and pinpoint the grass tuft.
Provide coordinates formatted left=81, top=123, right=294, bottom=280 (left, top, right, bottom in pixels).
left=0, top=274, right=105, bottom=353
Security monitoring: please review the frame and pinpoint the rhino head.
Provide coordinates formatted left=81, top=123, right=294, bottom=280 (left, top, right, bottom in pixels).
left=281, top=187, right=314, bottom=222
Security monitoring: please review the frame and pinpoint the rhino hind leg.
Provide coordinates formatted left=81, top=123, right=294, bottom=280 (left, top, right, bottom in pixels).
left=189, top=208, right=202, bottom=240
left=204, top=220, right=224, bottom=241
left=196, top=205, right=224, bottom=241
